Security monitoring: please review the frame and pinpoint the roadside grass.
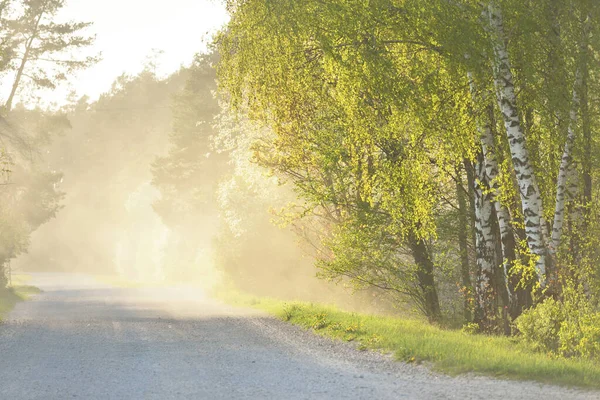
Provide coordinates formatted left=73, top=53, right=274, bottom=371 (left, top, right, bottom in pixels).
left=11, top=274, right=33, bottom=286
left=222, top=293, right=600, bottom=390
left=0, top=284, right=42, bottom=321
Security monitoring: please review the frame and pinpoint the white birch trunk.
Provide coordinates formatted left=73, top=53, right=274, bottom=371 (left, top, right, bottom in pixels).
left=486, top=3, right=547, bottom=286
left=468, top=72, right=514, bottom=303
left=550, top=18, right=590, bottom=258
left=473, top=153, right=497, bottom=321
left=550, top=70, right=582, bottom=256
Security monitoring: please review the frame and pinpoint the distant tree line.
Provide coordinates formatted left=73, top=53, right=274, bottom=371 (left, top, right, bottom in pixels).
left=0, top=0, right=94, bottom=288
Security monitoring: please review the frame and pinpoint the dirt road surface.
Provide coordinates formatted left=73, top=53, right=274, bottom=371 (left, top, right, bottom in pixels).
left=0, top=273, right=597, bottom=400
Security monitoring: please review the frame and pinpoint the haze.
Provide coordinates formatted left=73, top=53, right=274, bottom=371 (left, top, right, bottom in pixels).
left=1, top=0, right=378, bottom=311
left=10, top=0, right=230, bottom=106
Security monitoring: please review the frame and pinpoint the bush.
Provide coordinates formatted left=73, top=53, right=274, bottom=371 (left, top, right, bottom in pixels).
left=0, top=264, right=7, bottom=290
left=461, top=322, right=481, bottom=335
left=515, top=286, right=600, bottom=359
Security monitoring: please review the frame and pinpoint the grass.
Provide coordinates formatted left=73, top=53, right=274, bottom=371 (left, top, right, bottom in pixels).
left=0, top=284, right=42, bottom=321
left=11, top=274, right=33, bottom=286
left=222, top=292, right=600, bottom=390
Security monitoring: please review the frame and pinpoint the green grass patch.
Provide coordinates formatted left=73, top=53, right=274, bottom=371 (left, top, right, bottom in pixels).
left=0, top=285, right=42, bottom=321
left=11, top=274, right=33, bottom=286
left=225, top=293, right=600, bottom=389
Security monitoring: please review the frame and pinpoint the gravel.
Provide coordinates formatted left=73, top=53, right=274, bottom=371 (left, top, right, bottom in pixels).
left=0, top=273, right=598, bottom=400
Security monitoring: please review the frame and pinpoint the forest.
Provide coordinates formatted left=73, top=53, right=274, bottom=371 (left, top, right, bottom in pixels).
left=1, top=0, right=600, bottom=362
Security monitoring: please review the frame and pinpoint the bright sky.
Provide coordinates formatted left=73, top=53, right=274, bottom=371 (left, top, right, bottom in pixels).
left=13, top=0, right=230, bottom=107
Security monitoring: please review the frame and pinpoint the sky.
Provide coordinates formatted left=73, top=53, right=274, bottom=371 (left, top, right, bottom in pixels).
left=10, top=0, right=230, bottom=107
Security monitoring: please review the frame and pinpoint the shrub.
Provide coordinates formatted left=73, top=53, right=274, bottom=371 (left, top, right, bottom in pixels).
left=461, top=322, right=481, bottom=335
left=515, top=286, right=600, bottom=359
left=515, top=298, right=563, bottom=354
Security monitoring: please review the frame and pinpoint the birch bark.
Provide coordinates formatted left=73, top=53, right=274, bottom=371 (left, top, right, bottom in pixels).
left=486, top=3, right=548, bottom=286
left=473, top=151, right=497, bottom=323
left=550, top=18, right=590, bottom=258
left=550, top=71, right=581, bottom=256
left=468, top=72, right=515, bottom=303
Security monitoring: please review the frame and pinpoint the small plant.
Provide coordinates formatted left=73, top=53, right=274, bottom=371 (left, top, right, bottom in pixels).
left=344, top=334, right=356, bottom=342
left=282, top=303, right=301, bottom=321
left=461, top=322, right=481, bottom=335
left=329, top=322, right=343, bottom=331
left=366, top=333, right=381, bottom=345
left=312, top=313, right=329, bottom=330
left=358, top=333, right=382, bottom=351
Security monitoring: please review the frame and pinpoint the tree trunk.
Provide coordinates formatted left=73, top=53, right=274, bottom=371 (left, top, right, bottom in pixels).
left=581, top=56, right=591, bottom=212
left=549, top=16, right=590, bottom=288
left=551, top=66, right=584, bottom=256
left=465, top=160, right=478, bottom=259
left=580, top=47, right=591, bottom=296
left=456, top=169, right=473, bottom=322
left=5, top=7, right=45, bottom=111
left=408, top=233, right=441, bottom=323
left=467, top=72, right=516, bottom=306
left=472, top=150, right=498, bottom=328
left=486, top=2, right=548, bottom=287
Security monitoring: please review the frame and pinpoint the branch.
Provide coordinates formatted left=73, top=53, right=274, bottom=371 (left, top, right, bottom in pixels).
left=296, top=38, right=445, bottom=57
left=28, top=57, right=89, bottom=66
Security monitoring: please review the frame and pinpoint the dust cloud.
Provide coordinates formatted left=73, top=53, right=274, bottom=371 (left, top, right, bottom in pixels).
left=11, top=64, right=391, bottom=315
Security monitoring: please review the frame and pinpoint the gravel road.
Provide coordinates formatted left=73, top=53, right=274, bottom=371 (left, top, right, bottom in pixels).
left=0, top=273, right=597, bottom=400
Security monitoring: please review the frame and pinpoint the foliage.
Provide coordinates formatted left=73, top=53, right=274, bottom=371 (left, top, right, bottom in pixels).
left=316, top=215, right=423, bottom=310
left=215, top=0, right=600, bottom=330
left=515, top=285, right=600, bottom=359
left=216, top=0, right=487, bottom=321
left=0, top=0, right=98, bottom=288
left=0, top=109, right=66, bottom=284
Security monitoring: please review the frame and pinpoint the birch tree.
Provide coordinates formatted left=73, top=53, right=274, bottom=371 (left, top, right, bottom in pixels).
left=472, top=147, right=499, bottom=324
left=467, top=71, right=516, bottom=310
left=215, top=0, right=600, bottom=328
left=485, top=2, right=549, bottom=288
left=550, top=12, right=592, bottom=262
